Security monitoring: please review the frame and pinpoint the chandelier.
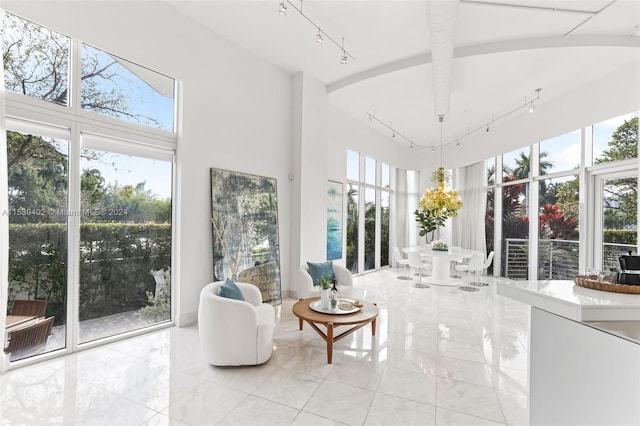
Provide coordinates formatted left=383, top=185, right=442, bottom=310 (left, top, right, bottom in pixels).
left=419, top=167, right=462, bottom=218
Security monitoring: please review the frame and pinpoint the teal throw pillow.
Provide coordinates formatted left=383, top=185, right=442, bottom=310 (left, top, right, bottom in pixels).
left=217, top=278, right=245, bottom=301
left=307, top=261, right=334, bottom=287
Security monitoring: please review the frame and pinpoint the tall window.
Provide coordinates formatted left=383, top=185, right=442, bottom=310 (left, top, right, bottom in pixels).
left=346, top=183, right=359, bottom=273
left=346, top=150, right=393, bottom=273
left=2, top=12, right=176, bottom=364
left=501, top=182, right=529, bottom=278
left=380, top=163, right=390, bottom=267
left=538, top=175, right=579, bottom=279
left=501, top=147, right=531, bottom=278
left=486, top=157, right=496, bottom=273
left=5, top=130, right=69, bottom=361
left=536, top=130, right=581, bottom=279
left=78, top=146, right=172, bottom=343
left=364, top=187, right=376, bottom=271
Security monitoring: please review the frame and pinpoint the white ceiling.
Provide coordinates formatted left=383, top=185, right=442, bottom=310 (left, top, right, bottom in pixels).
left=166, top=0, right=640, bottom=150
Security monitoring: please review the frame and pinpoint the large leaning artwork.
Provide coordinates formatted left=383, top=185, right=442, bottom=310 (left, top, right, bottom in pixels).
left=210, top=168, right=282, bottom=305
left=327, top=180, right=344, bottom=260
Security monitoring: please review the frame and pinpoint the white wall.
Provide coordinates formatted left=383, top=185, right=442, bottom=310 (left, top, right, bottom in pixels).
left=289, top=73, right=331, bottom=297
left=3, top=1, right=294, bottom=325
left=329, top=107, right=427, bottom=175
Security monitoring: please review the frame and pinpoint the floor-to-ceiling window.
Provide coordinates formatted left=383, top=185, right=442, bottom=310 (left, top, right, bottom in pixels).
left=592, top=111, right=638, bottom=271
left=536, top=130, right=581, bottom=279
left=486, top=110, right=638, bottom=280
left=5, top=129, right=69, bottom=359
left=346, top=151, right=360, bottom=272
left=2, top=12, right=176, bottom=364
left=346, top=150, right=393, bottom=274
left=78, top=147, right=172, bottom=344
left=485, top=157, right=496, bottom=274
left=380, top=161, right=390, bottom=267
left=501, top=147, right=531, bottom=279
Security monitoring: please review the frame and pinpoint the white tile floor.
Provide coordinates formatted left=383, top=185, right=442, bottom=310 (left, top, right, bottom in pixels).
left=0, top=268, right=531, bottom=425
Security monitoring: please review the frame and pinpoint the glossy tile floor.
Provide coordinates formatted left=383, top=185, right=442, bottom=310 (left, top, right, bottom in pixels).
left=0, top=268, right=531, bottom=425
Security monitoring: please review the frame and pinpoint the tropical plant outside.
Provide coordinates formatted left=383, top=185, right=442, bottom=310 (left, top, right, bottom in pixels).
left=493, top=116, right=637, bottom=278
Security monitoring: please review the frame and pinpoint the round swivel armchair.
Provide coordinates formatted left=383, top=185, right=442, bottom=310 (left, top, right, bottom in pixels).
left=198, top=281, right=275, bottom=366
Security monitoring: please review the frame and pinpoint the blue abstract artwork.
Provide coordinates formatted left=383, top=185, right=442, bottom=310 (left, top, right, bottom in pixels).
left=327, top=180, right=343, bottom=260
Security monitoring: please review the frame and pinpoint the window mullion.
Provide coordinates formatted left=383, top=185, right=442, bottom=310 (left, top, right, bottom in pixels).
left=67, top=122, right=81, bottom=354
left=70, top=39, right=82, bottom=117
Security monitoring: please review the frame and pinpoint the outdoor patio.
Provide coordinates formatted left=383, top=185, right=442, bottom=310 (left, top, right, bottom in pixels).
left=46, top=309, right=160, bottom=351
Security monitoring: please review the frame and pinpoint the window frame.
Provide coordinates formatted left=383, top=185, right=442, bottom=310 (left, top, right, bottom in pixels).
left=1, top=13, right=178, bottom=371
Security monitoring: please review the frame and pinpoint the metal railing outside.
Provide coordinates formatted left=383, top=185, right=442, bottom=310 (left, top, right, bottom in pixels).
left=504, top=238, right=528, bottom=279
left=538, top=239, right=579, bottom=280
left=504, top=238, right=637, bottom=279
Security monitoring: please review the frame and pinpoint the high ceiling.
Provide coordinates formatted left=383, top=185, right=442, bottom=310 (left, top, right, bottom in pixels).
left=166, top=0, right=640, bottom=150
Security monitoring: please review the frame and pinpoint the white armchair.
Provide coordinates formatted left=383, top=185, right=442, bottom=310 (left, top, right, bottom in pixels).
left=198, top=281, right=275, bottom=366
left=298, top=262, right=353, bottom=299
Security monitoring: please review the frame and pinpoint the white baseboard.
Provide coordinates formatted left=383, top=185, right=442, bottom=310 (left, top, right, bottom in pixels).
left=174, top=311, right=197, bottom=327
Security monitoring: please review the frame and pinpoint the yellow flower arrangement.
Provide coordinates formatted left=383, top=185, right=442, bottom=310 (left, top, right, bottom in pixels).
left=414, top=167, right=463, bottom=240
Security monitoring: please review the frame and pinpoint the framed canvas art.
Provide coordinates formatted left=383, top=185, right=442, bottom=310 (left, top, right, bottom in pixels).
left=210, top=168, right=282, bottom=305
left=327, top=180, right=344, bottom=260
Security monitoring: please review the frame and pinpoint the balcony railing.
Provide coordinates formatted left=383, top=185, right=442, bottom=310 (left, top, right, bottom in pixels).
left=503, top=238, right=636, bottom=279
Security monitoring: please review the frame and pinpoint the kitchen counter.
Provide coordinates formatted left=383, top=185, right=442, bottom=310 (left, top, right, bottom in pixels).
left=584, top=320, right=640, bottom=344
left=497, top=279, right=640, bottom=426
left=496, top=278, right=640, bottom=321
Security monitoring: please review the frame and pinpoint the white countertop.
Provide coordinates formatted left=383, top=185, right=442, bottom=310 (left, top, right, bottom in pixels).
left=496, top=279, right=640, bottom=322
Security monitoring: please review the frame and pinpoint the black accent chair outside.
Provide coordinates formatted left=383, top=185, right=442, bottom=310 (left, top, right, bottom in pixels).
left=618, top=254, right=640, bottom=285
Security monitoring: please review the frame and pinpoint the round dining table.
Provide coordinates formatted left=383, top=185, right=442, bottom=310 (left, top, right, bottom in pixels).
left=405, top=246, right=475, bottom=286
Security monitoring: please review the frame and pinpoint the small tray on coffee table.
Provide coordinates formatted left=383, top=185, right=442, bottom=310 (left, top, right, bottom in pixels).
left=309, top=298, right=361, bottom=315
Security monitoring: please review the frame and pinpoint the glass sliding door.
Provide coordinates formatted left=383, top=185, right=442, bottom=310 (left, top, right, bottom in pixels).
left=537, top=175, right=580, bottom=279
left=78, top=147, right=172, bottom=343
left=596, top=172, right=638, bottom=272
left=5, top=130, right=68, bottom=360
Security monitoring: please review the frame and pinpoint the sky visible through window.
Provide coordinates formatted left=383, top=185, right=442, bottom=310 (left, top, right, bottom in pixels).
left=593, top=111, right=638, bottom=162
left=81, top=151, right=172, bottom=200
left=540, top=130, right=581, bottom=172
left=82, top=45, right=175, bottom=132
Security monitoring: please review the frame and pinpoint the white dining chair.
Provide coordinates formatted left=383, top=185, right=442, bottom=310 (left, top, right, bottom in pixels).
left=393, top=246, right=412, bottom=280
left=408, top=251, right=431, bottom=288
left=448, top=246, right=463, bottom=278
left=456, top=251, right=494, bottom=287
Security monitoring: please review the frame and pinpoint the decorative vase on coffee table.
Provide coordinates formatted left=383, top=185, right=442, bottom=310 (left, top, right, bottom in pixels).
left=320, top=289, right=330, bottom=309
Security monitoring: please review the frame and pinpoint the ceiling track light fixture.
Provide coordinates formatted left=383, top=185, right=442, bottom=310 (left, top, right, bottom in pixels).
left=450, top=88, right=542, bottom=145
left=366, top=88, right=542, bottom=150
left=367, top=112, right=414, bottom=147
left=279, top=0, right=355, bottom=64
